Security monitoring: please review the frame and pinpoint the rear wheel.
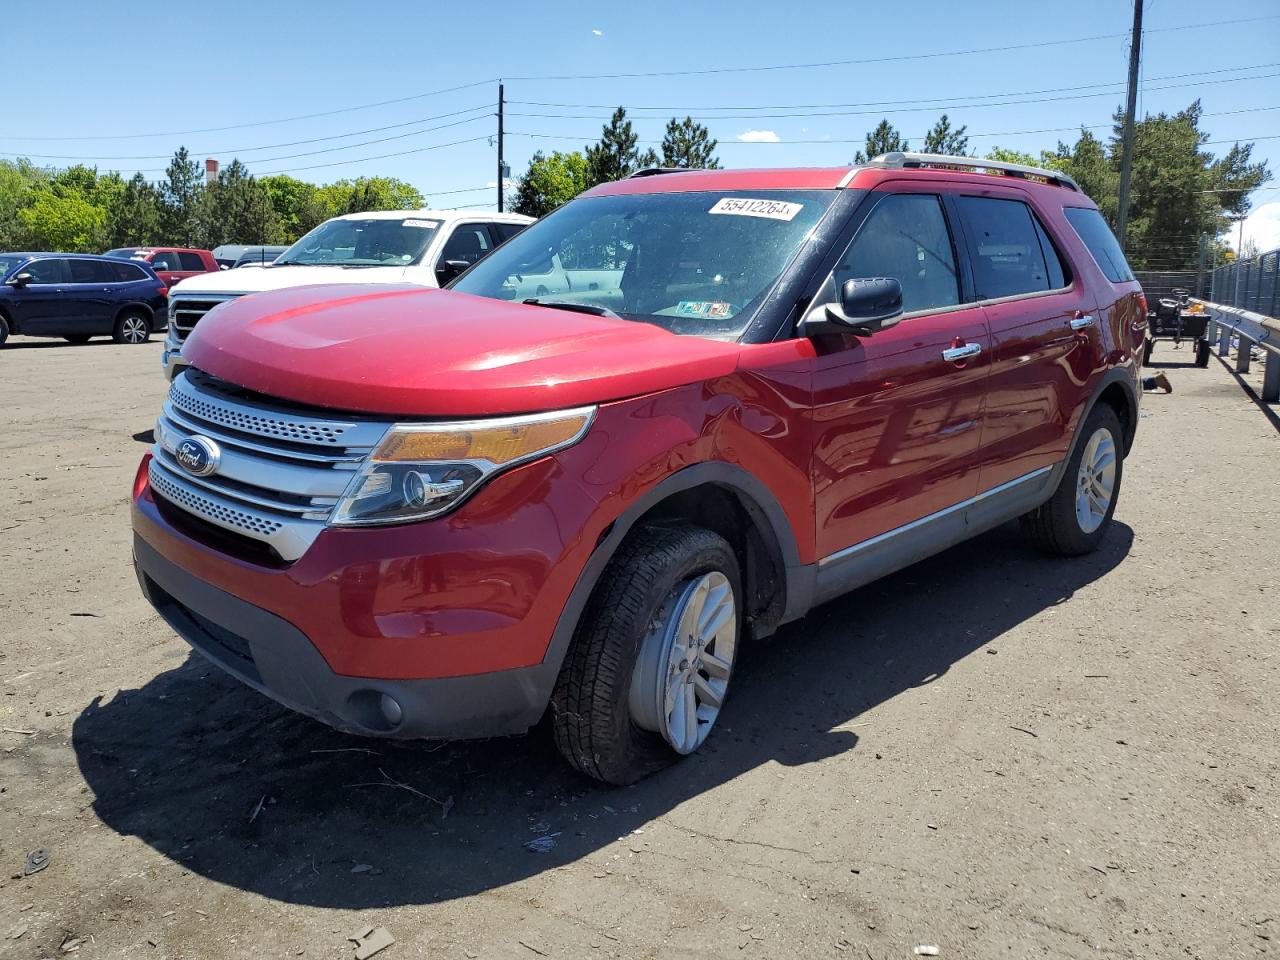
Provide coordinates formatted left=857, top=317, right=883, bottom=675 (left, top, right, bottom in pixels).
left=1195, top=338, right=1210, bottom=368
left=113, top=311, right=150, bottom=345
left=0, top=314, right=9, bottom=347
left=63, top=334, right=91, bottom=344
left=551, top=525, right=741, bottom=785
left=1020, top=403, right=1124, bottom=557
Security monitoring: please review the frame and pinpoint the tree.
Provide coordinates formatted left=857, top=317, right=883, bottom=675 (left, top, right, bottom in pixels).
left=0, top=159, right=48, bottom=250
left=159, top=148, right=204, bottom=245
left=586, top=107, right=650, bottom=184
left=192, top=159, right=281, bottom=246
left=107, top=173, right=164, bottom=247
left=261, top=174, right=324, bottom=238
left=661, top=117, right=719, bottom=169
left=511, top=150, right=592, bottom=218
left=923, top=115, right=969, bottom=156
left=853, top=120, right=908, bottom=164
left=17, top=189, right=107, bottom=251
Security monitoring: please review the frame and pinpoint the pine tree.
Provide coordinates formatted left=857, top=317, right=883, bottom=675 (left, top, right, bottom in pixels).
left=923, top=115, right=969, bottom=156
left=853, top=120, right=909, bottom=164
left=585, top=108, right=647, bottom=184
left=661, top=117, right=719, bottom=169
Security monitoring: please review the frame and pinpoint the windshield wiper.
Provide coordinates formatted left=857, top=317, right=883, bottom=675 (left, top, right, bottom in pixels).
left=523, top=298, right=622, bottom=320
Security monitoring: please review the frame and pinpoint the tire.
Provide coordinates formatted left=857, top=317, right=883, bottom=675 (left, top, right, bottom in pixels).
left=1195, top=339, right=1210, bottom=368
left=551, top=525, right=742, bottom=785
left=63, top=334, right=91, bottom=344
left=1141, top=338, right=1154, bottom=366
left=0, top=314, right=9, bottom=348
left=113, top=311, right=150, bottom=345
left=1020, top=403, right=1124, bottom=557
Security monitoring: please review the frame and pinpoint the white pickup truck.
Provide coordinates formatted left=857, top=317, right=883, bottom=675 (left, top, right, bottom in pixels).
left=162, top=208, right=533, bottom=378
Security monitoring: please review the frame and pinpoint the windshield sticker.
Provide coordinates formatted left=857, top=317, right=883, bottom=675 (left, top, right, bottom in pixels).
left=401, top=219, right=439, bottom=228
left=708, top=198, right=804, bottom=221
left=676, top=300, right=733, bottom=318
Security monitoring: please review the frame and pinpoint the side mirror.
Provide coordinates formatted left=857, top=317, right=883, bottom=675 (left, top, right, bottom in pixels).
left=436, top=259, right=471, bottom=284
left=802, top=277, right=904, bottom=337
left=8, top=272, right=32, bottom=287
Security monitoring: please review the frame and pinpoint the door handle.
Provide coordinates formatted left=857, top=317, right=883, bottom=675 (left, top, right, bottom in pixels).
left=1070, top=314, right=1096, bottom=330
left=942, top=343, right=982, bottom=362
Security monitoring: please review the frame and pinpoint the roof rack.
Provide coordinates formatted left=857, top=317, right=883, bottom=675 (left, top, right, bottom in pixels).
left=869, top=151, right=1080, bottom=192
left=627, top=167, right=691, bottom=178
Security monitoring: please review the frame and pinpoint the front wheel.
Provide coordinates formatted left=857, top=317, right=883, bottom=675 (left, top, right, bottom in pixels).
left=0, top=314, right=9, bottom=347
left=551, top=525, right=741, bottom=785
left=113, top=311, right=150, bottom=345
left=1195, top=338, right=1210, bottom=368
left=1020, top=404, right=1124, bottom=556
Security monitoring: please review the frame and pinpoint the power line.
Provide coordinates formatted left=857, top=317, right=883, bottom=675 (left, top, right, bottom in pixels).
left=501, top=14, right=1280, bottom=82
left=1, top=105, right=494, bottom=162
left=507, top=62, right=1280, bottom=112
left=254, top=134, right=492, bottom=176
left=0, top=79, right=498, bottom=143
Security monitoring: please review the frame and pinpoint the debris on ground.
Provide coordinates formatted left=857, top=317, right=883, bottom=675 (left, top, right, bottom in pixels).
left=6, top=924, right=28, bottom=940
left=24, top=848, right=51, bottom=876
left=351, top=863, right=373, bottom=873
left=914, top=946, right=939, bottom=956
left=525, top=833, right=560, bottom=853
left=349, top=925, right=395, bottom=959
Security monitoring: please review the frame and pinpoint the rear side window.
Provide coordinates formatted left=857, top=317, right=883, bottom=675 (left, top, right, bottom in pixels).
left=69, top=259, right=117, bottom=283
left=1063, top=207, right=1134, bottom=283
left=107, top=261, right=148, bottom=282
left=834, top=193, right=960, bottom=314
left=958, top=196, right=1068, bottom=300
left=178, top=252, right=207, bottom=271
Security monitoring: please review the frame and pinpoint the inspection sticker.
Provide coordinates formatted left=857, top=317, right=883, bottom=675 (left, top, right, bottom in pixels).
left=401, top=218, right=439, bottom=228
left=676, top=301, right=732, bottom=318
left=708, top=197, right=803, bottom=221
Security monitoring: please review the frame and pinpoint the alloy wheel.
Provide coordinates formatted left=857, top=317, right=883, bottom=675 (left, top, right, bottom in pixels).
left=121, top=315, right=148, bottom=344
left=629, top=571, right=737, bottom=755
left=1075, top=427, right=1117, bottom=534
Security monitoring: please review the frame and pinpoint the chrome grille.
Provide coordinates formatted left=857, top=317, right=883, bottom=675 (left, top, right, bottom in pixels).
left=150, top=369, right=391, bottom=561
left=169, top=295, right=240, bottom=342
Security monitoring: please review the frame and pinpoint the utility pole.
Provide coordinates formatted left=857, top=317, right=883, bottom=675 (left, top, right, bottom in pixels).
left=497, top=82, right=505, bottom=213
left=1115, top=0, right=1143, bottom=253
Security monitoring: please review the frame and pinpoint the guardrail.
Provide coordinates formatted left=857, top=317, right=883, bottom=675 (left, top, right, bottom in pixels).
left=1192, top=298, right=1280, bottom=402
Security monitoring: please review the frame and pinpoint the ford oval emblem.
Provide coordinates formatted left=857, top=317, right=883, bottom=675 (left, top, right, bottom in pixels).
left=175, top=436, right=221, bottom=477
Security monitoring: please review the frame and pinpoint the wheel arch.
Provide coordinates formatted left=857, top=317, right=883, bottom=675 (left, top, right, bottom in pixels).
left=115, top=301, right=155, bottom=324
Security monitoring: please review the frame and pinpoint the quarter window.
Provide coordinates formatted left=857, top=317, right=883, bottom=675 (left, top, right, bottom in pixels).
left=833, top=194, right=959, bottom=314
left=1063, top=206, right=1134, bottom=283
left=957, top=196, right=1068, bottom=299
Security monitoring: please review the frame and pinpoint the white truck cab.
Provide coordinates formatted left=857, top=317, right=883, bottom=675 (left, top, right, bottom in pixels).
left=162, top=208, right=533, bottom=378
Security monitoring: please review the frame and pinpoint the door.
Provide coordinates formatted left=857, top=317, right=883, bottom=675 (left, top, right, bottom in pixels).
left=952, top=192, right=1103, bottom=491
left=65, top=259, right=116, bottom=331
left=11, top=258, right=73, bottom=334
left=148, top=250, right=185, bottom=287
left=435, top=223, right=496, bottom=284
left=810, top=190, right=991, bottom=562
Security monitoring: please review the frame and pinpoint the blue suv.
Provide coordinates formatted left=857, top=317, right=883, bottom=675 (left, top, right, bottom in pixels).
left=0, top=253, right=169, bottom=347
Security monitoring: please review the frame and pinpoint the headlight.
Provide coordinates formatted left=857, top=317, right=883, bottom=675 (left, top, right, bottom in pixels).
left=329, top=406, right=596, bottom=526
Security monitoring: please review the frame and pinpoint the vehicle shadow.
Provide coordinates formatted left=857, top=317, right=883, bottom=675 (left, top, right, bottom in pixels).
left=72, top=520, right=1133, bottom=908
left=2, top=338, right=161, bottom=350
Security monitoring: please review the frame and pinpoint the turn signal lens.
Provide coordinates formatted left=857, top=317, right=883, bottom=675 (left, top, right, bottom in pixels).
left=374, top=409, right=594, bottom=465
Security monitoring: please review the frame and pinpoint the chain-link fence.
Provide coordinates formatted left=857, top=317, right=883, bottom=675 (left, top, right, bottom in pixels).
left=1208, top=247, right=1280, bottom=317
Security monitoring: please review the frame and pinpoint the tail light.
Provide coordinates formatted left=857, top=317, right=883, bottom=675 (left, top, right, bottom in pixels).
left=133, top=452, right=153, bottom=500
left=1137, top=293, right=1147, bottom=314
left=156, top=284, right=169, bottom=297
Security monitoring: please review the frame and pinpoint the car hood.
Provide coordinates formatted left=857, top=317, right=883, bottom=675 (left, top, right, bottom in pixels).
left=181, top=285, right=743, bottom=416
left=169, top=263, right=418, bottom=296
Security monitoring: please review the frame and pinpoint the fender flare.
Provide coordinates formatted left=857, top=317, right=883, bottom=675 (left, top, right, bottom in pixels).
left=540, top=462, right=805, bottom=680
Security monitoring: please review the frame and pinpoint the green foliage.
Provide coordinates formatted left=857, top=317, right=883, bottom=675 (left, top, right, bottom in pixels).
left=661, top=117, right=719, bottom=169
left=107, top=174, right=164, bottom=248
left=853, top=120, right=909, bottom=164
left=585, top=107, right=651, bottom=184
left=193, top=160, right=282, bottom=247
left=159, top=148, right=204, bottom=246
left=511, top=150, right=591, bottom=218
left=17, top=189, right=107, bottom=251
left=923, top=115, right=969, bottom=156
left=261, top=174, right=325, bottom=237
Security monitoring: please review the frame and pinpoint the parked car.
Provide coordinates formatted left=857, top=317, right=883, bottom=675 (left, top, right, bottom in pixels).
left=131, top=155, right=1145, bottom=783
left=212, top=244, right=285, bottom=269
left=104, top=247, right=218, bottom=287
left=161, top=210, right=533, bottom=378
left=232, top=246, right=289, bottom=269
left=0, top=252, right=168, bottom=346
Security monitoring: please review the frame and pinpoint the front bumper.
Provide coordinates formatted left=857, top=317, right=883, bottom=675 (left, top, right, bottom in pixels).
left=133, top=533, right=555, bottom=739
left=161, top=333, right=188, bottom=381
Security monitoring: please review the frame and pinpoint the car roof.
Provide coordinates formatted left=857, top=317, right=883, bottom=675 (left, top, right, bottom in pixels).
left=328, top=208, right=535, bottom=224
left=2, top=252, right=157, bottom=261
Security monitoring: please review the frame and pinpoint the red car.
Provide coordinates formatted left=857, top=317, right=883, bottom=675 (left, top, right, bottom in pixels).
left=131, top=154, right=1145, bottom=783
left=105, top=247, right=218, bottom=287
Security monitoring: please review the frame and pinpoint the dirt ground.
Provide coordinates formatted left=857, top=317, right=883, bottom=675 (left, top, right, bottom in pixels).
left=1, top=332, right=1277, bottom=960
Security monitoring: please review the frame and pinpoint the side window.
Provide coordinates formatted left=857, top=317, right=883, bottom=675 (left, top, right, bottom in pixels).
left=24, top=259, right=70, bottom=284
left=109, top=261, right=148, bottom=282
left=492, top=221, right=528, bottom=243
left=150, top=251, right=181, bottom=271
left=1063, top=207, right=1134, bottom=283
left=177, top=252, right=207, bottom=271
left=957, top=196, right=1065, bottom=300
left=69, top=259, right=116, bottom=283
left=833, top=193, right=959, bottom=314
left=439, top=225, right=494, bottom=267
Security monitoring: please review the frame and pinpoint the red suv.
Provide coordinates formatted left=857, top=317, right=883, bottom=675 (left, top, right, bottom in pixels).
left=105, top=247, right=218, bottom=287
left=131, top=154, right=1145, bottom=784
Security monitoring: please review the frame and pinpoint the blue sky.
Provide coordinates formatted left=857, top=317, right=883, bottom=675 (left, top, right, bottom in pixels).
left=6, top=0, right=1278, bottom=245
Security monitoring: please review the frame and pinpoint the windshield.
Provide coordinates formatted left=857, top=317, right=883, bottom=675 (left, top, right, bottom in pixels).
left=452, top=190, right=836, bottom=338
left=275, top=217, right=440, bottom=267
left=0, top=256, right=27, bottom=278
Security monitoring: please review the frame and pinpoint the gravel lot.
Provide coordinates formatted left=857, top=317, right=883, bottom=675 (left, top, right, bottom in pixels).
left=1, top=333, right=1277, bottom=960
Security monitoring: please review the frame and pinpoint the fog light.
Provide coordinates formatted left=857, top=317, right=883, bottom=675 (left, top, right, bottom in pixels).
left=379, top=693, right=403, bottom=727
